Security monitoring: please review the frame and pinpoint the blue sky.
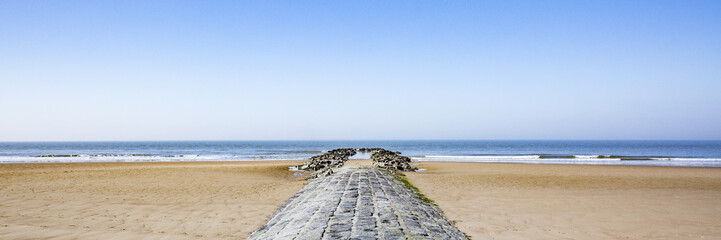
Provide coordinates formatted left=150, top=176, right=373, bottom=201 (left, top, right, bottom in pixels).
left=1, top=0, right=720, bottom=141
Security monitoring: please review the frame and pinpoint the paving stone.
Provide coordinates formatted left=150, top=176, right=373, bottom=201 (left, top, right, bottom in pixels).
left=249, top=166, right=467, bottom=240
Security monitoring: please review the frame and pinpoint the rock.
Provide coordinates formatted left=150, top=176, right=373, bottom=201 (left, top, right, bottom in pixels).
left=296, top=148, right=357, bottom=172
left=297, top=148, right=415, bottom=178
left=370, top=149, right=416, bottom=172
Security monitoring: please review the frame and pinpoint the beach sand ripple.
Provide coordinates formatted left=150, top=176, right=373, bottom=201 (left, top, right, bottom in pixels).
left=406, top=162, right=721, bottom=240
left=0, top=161, right=306, bottom=239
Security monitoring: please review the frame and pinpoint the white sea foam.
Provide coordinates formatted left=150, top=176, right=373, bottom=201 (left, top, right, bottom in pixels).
left=412, top=155, right=721, bottom=167
left=653, top=157, right=721, bottom=161
left=419, top=155, right=542, bottom=160
left=3, top=153, right=721, bottom=167
left=0, top=154, right=306, bottom=163
left=288, top=166, right=305, bottom=172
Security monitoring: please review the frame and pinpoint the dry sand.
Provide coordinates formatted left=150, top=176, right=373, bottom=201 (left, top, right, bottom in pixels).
left=5, top=160, right=720, bottom=240
left=0, top=161, right=306, bottom=239
left=405, top=162, right=721, bottom=240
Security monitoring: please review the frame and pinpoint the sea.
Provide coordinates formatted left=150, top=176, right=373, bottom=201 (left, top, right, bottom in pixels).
left=1, top=140, right=720, bottom=167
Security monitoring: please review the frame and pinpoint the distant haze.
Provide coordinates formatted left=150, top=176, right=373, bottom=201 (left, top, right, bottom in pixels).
left=1, top=1, right=720, bottom=141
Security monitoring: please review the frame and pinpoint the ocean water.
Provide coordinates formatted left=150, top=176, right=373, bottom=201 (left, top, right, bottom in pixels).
left=0, top=140, right=720, bottom=167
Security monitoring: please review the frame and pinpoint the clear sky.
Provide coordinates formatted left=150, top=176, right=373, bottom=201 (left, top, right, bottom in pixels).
left=1, top=1, right=720, bottom=141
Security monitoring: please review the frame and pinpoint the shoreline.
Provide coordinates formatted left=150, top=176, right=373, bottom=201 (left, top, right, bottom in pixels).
left=2, top=159, right=721, bottom=168
left=419, top=160, right=721, bottom=168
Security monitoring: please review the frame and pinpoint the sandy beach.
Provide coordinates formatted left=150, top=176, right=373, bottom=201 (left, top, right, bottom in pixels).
left=406, top=162, right=721, bottom=239
left=0, top=161, right=306, bottom=239
left=3, top=160, right=721, bottom=240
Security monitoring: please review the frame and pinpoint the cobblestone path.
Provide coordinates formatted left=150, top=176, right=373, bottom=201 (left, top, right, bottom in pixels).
left=249, top=166, right=467, bottom=240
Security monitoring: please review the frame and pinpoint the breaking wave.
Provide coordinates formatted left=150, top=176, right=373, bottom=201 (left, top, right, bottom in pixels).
left=412, top=155, right=721, bottom=167
left=0, top=154, right=307, bottom=163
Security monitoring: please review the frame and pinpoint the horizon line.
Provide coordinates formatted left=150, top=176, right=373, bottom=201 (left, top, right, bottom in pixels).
left=2, top=139, right=720, bottom=143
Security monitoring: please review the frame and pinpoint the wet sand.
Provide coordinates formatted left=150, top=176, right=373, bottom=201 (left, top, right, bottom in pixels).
left=405, top=162, right=721, bottom=239
left=0, top=161, right=306, bottom=239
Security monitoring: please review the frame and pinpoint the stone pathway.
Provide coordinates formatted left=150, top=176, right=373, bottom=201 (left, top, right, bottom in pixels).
left=249, top=166, right=467, bottom=240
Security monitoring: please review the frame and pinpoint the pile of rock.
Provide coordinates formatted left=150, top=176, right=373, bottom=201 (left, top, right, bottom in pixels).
left=297, top=148, right=416, bottom=178
left=370, top=149, right=417, bottom=172
left=296, top=148, right=357, bottom=177
left=354, top=148, right=386, bottom=154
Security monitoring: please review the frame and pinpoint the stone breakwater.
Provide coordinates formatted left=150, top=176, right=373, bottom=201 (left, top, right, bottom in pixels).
left=249, top=166, right=467, bottom=240
left=369, top=149, right=416, bottom=172
left=296, top=148, right=416, bottom=178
